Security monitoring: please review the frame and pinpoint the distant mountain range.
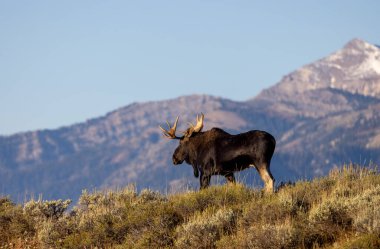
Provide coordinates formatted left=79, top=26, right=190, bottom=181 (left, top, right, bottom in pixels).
left=1, top=38, right=379, bottom=202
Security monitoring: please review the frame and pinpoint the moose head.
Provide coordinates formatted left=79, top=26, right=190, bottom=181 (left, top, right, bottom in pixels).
left=159, top=113, right=204, bottom=165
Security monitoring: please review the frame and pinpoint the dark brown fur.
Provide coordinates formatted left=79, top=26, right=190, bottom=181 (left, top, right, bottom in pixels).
left=172, top=128, right=276, bottom=192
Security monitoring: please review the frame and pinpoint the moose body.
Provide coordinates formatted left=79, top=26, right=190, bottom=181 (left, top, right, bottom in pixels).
left=161, top=114, right=276, bottom=193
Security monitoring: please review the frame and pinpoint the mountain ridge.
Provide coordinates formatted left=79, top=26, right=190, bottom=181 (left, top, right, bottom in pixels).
left=1, top=38, right=379, bottom=202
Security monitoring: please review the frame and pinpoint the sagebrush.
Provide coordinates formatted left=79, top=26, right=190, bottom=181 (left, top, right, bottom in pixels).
left=1, top=164, right=379, bottom=248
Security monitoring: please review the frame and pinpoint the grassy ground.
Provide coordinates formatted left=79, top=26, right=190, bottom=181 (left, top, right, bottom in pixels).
left=1, top=165, right=380, bottom=248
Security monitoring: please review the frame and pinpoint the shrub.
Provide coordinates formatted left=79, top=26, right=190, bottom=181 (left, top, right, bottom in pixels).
left=0, top=197, right=36, bottom=247
left=309, top=199, right=352, bottom=229
left=122, top=202, right=182, bottom=248
left=170, top=183, right=256, bottom=219
left=341, top=233, right=380, bottom=249
left=135, top=188, right=167, bottom=204
left=175, top=208, right=236, bottom=249
left=349, top=185, right=380, bottom=233
left=232, top=222, right=295, bottom=249
left=1, top=165, right=379, bottom=248
left=23, top=198, right=72, bottom=221
left=22, top=198, right=72, bottom=248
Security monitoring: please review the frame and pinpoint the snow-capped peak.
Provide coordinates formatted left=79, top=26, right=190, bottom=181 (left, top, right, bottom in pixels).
left=324, top=38, right=380, bottom=78
left=261, top=38, right=380, bottom=99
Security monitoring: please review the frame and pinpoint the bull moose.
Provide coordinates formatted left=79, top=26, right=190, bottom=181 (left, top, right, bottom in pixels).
left=160, top=114, right=276, bottom=193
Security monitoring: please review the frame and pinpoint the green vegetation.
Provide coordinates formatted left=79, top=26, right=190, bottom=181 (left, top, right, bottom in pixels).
left=1, top=165, right=380, bottom=248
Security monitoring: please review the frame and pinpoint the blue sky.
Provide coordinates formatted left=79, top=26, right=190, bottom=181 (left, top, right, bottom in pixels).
left=0, top=1, right=379, bottom=135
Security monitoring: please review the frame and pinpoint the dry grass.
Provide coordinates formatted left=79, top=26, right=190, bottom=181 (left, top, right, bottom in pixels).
left=0, top=164, right=379, bottom=248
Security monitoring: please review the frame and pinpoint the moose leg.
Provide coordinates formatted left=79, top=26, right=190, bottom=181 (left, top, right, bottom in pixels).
left=224, top=172, right=236, bottom=184
left=192, top=164, right=199, bottom=178
left=200, top=173, right=211, bottom=190
left=256, top=164, right=275, bottom=193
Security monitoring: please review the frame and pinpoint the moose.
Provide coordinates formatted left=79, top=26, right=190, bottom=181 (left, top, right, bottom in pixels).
left=160, top=114, right=276, bottom=193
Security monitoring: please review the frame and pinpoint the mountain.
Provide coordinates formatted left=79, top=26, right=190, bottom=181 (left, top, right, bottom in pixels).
left=1, top=38, right=379, bottom=202
left=253, top=38, right=380, bottom=176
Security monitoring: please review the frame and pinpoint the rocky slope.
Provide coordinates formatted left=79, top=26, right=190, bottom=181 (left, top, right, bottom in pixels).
left=253, top=38, right=380, bottom=176
left=0, top=38, right=379, bottom=201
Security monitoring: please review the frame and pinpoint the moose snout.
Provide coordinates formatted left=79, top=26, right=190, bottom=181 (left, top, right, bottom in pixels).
left=172, top=156, right=183, bottom=165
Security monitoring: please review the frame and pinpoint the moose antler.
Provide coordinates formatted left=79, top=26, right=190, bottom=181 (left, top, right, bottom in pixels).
left=184, top=113, right=204, bottom=137
left=159, top=116, right=181, bottom=139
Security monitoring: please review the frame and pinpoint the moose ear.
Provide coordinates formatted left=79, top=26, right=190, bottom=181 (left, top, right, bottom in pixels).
left=183, top=128, right=193, bottom=138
